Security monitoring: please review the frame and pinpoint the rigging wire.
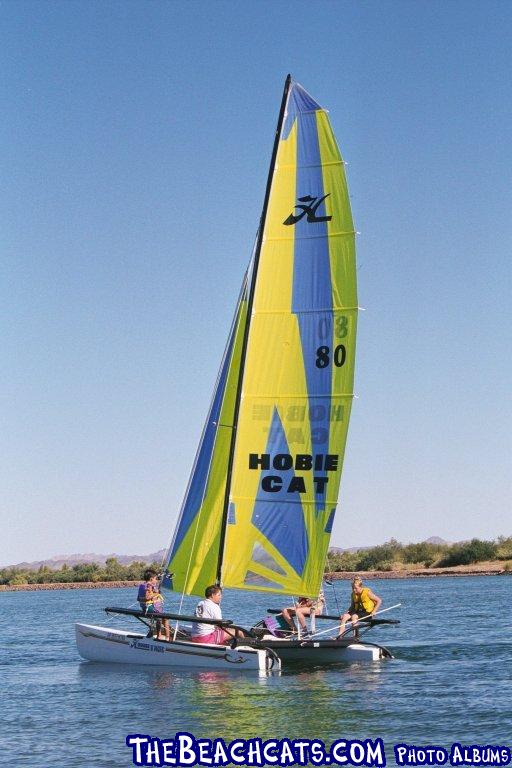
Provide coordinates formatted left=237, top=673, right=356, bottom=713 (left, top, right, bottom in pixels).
left=324, top=551, right=341, bottom=614
left=311, top=603, right=401, bottom=640
left=104, top=601, right=140, bottom=625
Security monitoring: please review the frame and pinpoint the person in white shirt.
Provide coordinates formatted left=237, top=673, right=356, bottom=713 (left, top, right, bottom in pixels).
left=191, top=585, right=243, bottom=645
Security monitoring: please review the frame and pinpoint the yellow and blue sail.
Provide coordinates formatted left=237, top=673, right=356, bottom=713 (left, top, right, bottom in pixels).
left=165, top=78, right=357, bottom=598
left=164, top=274, right=249, bottom=595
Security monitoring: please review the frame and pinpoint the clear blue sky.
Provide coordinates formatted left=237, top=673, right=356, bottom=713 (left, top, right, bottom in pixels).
left=2, top=1, right=511, bottom=565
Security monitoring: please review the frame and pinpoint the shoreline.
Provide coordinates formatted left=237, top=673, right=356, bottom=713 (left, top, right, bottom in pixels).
left=0, top=580, right=140, bottom=592
left=328, top=564, right=510, bottom=580
left=1, top=563, right=510, bottom=592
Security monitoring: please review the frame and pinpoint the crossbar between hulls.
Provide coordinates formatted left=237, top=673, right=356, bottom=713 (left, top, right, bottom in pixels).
left=266, top=608, right=400, bottom=625
left=104, top=606, right=233, bottom=627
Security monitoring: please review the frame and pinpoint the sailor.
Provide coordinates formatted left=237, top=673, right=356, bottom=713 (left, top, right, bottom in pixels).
left=191, top=585, right=244, bottom=645
left=137, top=568, right=171, bottom=641
left=338, top=576, right=382, bottom=637
left=281, top=589, right=325, bottom=638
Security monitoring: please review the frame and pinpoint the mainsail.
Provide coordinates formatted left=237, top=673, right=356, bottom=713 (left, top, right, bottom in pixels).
left=165, top=76, right=357, bottom=598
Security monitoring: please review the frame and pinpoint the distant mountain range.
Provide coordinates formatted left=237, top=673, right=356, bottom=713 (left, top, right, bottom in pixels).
left=6, top=550, right=167, bottom=570
left=4, top=537, right=450, bottom=570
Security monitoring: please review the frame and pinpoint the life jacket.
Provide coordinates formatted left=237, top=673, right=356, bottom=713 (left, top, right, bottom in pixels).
left=351, top=587, right=375, bottom=614
left=149, top=591, right=164, bottom=606
left=138, top=583, right=164, bottom=609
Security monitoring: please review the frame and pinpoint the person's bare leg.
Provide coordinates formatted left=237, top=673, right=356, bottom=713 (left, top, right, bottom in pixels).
left=224, top=627, right=245, bottom=643
left=338, top=611, right=351, bottom=636
left=296, top=606, right=311, bottom=634
left=282, top=607, right=297, bottom=631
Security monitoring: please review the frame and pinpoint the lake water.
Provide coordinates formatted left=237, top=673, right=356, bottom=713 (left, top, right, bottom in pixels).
left=1, top=576, right=511, bottom=767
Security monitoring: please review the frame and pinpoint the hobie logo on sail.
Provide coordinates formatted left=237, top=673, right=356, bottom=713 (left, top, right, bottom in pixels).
left=283, top=194, right=332, bottom=225
left=249, top=452, right=339, bottom=494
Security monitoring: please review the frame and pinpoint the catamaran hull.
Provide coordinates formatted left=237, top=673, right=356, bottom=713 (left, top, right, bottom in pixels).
left=247, top=636, right=391, bottom=664
left=75, top=624, right=279, bottom=672
left=264, top=642, right=383, bottom=663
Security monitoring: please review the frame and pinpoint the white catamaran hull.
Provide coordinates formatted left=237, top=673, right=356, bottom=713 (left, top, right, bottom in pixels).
left=75, top=624, right=280, bottom=672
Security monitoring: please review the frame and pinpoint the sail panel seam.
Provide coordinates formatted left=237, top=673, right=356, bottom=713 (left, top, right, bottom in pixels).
left=231, top=497, right=340, bottom=506
left=241, top=393, right=355, bottom=399
left=285, top=108, right=327, bottom=115
left=264, top=231, right=355, bottom=242
left=276, top=160, right=344, bottom=169
left=252, top=306, right=359, bottom=315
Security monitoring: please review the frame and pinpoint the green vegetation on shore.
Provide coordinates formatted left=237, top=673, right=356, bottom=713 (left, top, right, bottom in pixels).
left=2, top=537, right=511, bottom=586
left=327, top=536, right=512, bottom=573
left=1, top=558, right=160, bottom=587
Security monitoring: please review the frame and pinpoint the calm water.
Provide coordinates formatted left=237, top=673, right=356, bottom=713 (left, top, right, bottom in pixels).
left=1, top=576, right=511, bottom=767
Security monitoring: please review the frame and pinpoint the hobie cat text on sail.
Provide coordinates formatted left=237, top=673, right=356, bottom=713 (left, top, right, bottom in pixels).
left=249, top=452, right=339, bottom=494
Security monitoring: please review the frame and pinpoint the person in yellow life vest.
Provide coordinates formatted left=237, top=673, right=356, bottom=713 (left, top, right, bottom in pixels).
left=338, top=577, right=382, bottom=638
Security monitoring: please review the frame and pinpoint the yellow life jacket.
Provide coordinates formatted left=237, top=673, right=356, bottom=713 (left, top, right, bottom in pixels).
left=140, top=586, right=164, bottom=607
left=351, top=587, right=375, bottom=614
left=148, top=591, right=164, bottom=606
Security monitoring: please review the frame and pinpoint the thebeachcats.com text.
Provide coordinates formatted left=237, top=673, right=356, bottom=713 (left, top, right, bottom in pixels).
left=125, top=733, right=512, bottom=767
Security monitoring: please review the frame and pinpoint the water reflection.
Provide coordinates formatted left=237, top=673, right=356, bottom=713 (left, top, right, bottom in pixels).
left=149, top=671, right=177, bottom=690
left=7, top=576, right=512, bottom=767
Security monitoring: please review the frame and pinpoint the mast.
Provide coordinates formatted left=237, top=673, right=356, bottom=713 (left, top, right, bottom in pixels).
left=215, top=74, right=292, bottom=585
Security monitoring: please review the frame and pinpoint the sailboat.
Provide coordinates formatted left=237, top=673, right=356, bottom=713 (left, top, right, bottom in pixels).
left=76, top=75, right=397, bottom=670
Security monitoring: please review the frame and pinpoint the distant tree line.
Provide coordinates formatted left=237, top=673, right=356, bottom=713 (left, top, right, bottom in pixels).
left=3, top=537, right=512, bottom=586
left=326, top=536, right=512, bottom=573
left=0, top=558, right=161, bottom=586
